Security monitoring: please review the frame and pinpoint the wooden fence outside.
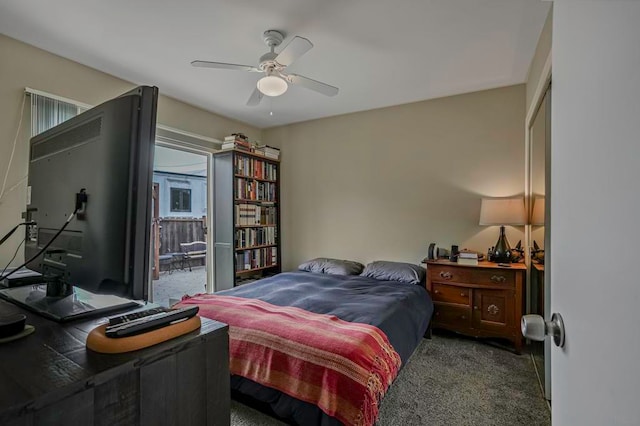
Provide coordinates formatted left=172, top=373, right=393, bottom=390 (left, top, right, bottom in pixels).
left=159, top=217, right=207, bottom=255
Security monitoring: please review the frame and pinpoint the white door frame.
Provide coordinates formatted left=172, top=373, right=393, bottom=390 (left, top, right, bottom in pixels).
left=154, top=130, right=220, bottom=295
left=524, top=50, right=552, bottom=399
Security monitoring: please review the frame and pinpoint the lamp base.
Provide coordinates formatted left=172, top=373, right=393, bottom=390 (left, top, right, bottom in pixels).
left=490, top=225, right=512, bottom=263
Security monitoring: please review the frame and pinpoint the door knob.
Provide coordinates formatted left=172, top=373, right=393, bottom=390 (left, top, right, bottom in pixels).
left=521, top=313, right=565, bottom=348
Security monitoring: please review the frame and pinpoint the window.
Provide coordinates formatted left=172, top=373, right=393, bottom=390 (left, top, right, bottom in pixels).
left=30, top=92, right=86, bottom=137
left=170, top=188, right=191, bottom=212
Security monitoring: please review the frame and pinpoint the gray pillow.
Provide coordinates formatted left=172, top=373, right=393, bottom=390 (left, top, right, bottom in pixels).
left=298, top=258, right=364, bottom=276
left=361, top=261, right=426, bottom=285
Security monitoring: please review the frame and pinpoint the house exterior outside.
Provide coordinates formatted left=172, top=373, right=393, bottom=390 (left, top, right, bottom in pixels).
left=153, top=170, right=207, bottom=219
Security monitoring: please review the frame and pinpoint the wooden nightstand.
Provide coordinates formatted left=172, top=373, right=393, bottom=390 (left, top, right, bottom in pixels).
left=425, top=260, right=526, bottom=353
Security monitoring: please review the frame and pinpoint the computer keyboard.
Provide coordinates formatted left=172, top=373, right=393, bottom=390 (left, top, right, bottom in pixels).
left=105, top=305, right=199, bottom=338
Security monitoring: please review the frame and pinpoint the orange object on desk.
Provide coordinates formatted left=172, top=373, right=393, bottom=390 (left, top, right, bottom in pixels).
left=86, top=315, right=201, bottom=354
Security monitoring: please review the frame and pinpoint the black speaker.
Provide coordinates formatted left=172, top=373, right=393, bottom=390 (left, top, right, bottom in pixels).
left=449, top=245, right=459, bottom=262
left=428, top=243, right=436, bottom=260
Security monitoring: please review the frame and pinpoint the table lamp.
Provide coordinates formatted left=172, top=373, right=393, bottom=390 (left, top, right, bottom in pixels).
left=531, top=196, right=545, bottom=226
left=479, top=197, right=526, bottom=263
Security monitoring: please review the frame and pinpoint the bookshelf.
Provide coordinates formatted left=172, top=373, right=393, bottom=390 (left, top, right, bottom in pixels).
left=213, top=149, right=281, bottom=290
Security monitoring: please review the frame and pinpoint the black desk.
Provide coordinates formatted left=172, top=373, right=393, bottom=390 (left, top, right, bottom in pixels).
left=0, top=299, right=229, bottom=426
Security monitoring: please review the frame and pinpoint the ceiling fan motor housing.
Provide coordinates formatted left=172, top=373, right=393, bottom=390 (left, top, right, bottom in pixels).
left=260, top=30, right=286, bottom=72
left=263, top=30, right=284, bottom=48
left=259, top=52, right=279, bottom=72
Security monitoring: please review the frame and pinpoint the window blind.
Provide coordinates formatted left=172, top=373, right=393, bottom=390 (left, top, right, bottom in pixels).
left=30, top=93, right=82, bottom=137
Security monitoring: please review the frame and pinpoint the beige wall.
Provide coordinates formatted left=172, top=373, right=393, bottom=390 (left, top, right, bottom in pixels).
left=264, top=85, right=526, bottom=270
left=0, top=33, right=531, bottom=273
left=526, top=8, right=552, bottom=111
left=0, top=34, right=261, bottom=265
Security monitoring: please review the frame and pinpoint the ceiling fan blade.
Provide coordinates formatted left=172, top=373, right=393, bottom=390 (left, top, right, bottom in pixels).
left=191, top=61, right=261, bottom=72
left=275, top=36, right=313, bottom=67
left=285, top=74, right=339, bottom=97
left=246, top=87, right=264, bottom=106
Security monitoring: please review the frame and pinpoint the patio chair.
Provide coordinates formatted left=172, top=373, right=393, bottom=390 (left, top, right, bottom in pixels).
left=158, top=253, right=175, bottom=274
left=158, top=252, right=183, bottom=274
left=179, top=241, right=207, bottom=271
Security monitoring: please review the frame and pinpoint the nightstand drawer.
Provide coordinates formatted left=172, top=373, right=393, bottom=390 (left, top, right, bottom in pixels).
left=430, top=265, right=515, bottom=287
left=433, top=305, right=471, bottom=328
left=429, top=265, right=470, bottom=284
left=432, top=283, right=471, bottom=306
left=468, top=269, right=515, bottom=287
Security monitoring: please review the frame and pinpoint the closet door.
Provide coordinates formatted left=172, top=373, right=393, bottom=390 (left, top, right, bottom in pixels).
left=528, top=85, right=551, bottom=400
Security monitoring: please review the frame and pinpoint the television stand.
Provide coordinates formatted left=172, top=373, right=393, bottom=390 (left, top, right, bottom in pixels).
left=0, top=298, right=230, bottom=425
left=0, top=282, right=139, bottom=322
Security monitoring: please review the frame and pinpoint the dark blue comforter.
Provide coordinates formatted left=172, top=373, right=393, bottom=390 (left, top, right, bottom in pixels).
left=218, top=271, right=434, bottom=425
left=219, top=271, right=433, bottom=364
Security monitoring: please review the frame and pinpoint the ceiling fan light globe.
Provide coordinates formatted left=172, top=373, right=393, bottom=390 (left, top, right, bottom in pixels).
left=257, top=75, right=288, bottom=97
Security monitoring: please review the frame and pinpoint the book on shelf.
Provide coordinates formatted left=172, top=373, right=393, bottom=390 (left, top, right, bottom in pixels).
left=222, top=141, right=251, bottom=151
left=235, top=178, right=277, bottom=202
left=236, top=226, right=276, bottom=248
left=234, top=156, right=278, bottom=180
left=225, top=133, right=249, bottom=142
left=457, top=257, right=479, bottom=266
left=255, top=144, right=279, bottom=152
left=234, top=203, right=277, bottom=226
left=235, top=246, right=278, bottom=272
left=254, top=144, right=280, bottom=159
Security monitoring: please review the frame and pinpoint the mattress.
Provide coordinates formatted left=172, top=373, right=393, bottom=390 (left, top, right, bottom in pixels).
left=217, top=271, right=434, bottom=425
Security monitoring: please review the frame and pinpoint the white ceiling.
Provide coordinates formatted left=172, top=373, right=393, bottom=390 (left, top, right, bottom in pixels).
left=0, top=0, right=550, bottom=129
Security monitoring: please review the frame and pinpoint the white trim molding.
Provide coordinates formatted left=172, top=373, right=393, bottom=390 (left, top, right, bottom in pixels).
left=24, top=87, right=93, bottom=110
left=25, top=87, right=221, bottom=147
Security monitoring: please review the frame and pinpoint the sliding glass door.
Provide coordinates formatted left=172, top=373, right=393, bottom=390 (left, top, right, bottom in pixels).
left=150, top=144, right=214, bottom=306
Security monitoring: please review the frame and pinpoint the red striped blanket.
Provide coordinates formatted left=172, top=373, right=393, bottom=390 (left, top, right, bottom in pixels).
left=177, top=294, right=401, bottom=426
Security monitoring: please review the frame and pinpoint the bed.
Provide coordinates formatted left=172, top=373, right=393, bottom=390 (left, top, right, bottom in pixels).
left=177, top=267, right=433, bottom=426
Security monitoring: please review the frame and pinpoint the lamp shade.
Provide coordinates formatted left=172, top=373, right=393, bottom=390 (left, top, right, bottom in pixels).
left=531, top=196, right=545, bottom=225
left=479, top=197, right=526, bottom=226
left=257, top=75, right=288, bottom=97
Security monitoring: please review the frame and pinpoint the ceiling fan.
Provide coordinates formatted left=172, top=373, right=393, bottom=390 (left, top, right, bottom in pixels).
left=191, top=30, right=339, bottom=106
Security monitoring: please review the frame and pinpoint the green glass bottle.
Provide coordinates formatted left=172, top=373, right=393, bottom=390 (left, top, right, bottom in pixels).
left=492, top=225, right=511, bottom=263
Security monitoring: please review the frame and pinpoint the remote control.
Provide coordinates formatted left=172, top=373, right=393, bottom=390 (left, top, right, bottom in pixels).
left=105, top=306, right=199, bottom=338
left=107, top=306, right=168, bottom=326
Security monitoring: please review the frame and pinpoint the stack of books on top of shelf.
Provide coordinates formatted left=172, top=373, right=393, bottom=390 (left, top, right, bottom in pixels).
left=222, top=133, right=251, bottom=152
left=457, top=250, right=479, bottom=266
left=254, top=144, right=280, bottom=160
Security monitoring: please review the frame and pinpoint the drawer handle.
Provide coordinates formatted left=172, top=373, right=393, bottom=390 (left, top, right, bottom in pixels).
left=460, top=292, right=466, bottom=297
left=434, top=290, right=440, bottom=294
left=439, top=271, right=453, bottom=280
left=488, top=304, right=500, bottom=315
left=474, top=306, right=478, bottom=310
left=490, top=275, right=506, bottom=283
left=460, top=315, right=466, bottom=320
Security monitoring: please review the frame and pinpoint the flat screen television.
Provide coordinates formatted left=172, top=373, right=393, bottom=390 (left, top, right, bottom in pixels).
left=0, top=86, right=158, bottom=321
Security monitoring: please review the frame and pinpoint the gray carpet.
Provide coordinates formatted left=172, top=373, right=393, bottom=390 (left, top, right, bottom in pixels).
left=230, top=333, right=551, bottom=426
